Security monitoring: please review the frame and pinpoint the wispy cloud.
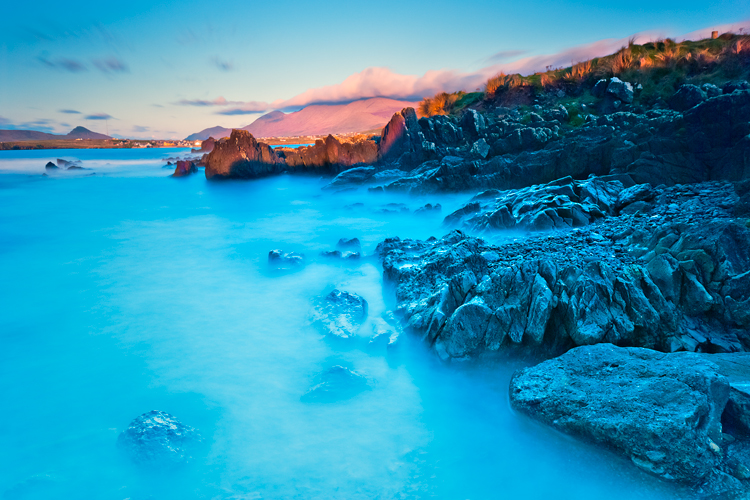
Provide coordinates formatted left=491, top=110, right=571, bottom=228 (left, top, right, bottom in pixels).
left=85, top=113, right=113, bottom=120
left=59, top=109, right=81, bottom=114
left=93, top=56, right=129, bottom=74
left=486, top=50, right=527, bottom=64
left=39, top=55, right=87, bottom=72
left=132, top=125, right=150, bottom=132
left=211, top=57, right=233, bottom=71
left=176, top=96, right=246, bottom=107
left=0, top=116, right=11, bottom=126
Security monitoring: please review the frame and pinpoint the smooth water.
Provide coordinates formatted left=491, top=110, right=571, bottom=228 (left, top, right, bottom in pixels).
left=0, top=149, right=681, bottom=499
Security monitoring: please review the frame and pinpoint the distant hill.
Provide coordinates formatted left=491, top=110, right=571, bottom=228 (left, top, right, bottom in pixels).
left=0, top=126, right=110, bottom=142
left=185, top=125, right=232, bottom=142
left=184, top=97, right=419, bottom=141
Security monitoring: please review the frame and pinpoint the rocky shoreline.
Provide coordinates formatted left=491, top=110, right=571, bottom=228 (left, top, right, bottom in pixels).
left=173, top=79, right=750, bottom=497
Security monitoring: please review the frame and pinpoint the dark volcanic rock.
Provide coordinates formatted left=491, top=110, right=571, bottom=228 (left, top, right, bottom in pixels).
left=117, top=410, right=201, bottom=466
left=509, top=344, right=744, bottom=493
left=310, top=289, right=368, bottom=339
left=378, top=107, right=425, bottom=164
left=204, top=129, right=283, bottom=179
left=45, top=162, right=58, bottom=169
left=172, top=160, right=197, bottom=177
left=300, top=365, right=369, bottom=403
left=378, top=181, right=750, bottom=360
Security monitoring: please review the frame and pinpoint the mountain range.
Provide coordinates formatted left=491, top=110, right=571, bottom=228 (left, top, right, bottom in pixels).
left=0, top=126, right=111, bottom=142
left=185, top=97, right=419, bottom=141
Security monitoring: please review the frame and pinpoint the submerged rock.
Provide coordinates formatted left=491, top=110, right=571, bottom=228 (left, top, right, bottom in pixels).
left=45, top=162, right=58, bottom=169
left=301, top=365, right=369, bottom=403
left=510, top=344, right=750, bottom=498
left=310, top=289, right=368, bottom=339
left=268, top=249, right=305, bottom=268
left=172, top=160, right=197, bottom=177
left=117, top=410, right=202, bottom=466
left=336, top=237, right=361, bottom=251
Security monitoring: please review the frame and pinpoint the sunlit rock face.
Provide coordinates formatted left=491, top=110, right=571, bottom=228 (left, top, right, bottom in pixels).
left=204, top=129, right=282, bottom=179
left=117, top=410, right=202, bottom=467
left=281, top=134, right=378, bottom=172
left=509, top=344, right=750, bottom=496
left=378, top=107, right=424, bottom=163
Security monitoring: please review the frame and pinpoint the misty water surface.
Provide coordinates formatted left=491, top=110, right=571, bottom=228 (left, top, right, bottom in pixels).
left=0, top=149, right=683, bottom=499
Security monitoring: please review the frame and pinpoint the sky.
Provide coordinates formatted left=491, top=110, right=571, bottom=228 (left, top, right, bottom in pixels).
left=0, top=0, right=748, bottom=139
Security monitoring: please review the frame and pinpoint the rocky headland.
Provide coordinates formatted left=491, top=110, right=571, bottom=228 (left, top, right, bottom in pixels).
left=186, top=37, right=750, bottom=496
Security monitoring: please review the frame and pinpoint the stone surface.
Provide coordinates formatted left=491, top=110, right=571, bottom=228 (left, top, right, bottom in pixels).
left=117, top=410, right=201, bottom=466
left=670, top=84, right=708, bottom=111
left=606, top=77, right=634, bottom=104
left=310, top=289, right=368, bottom=339
left=268, top=249, right=304, bottom=268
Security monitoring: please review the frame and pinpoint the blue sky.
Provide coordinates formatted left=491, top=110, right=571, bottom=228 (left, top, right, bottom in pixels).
left=0, top=0, right=748, bottom=139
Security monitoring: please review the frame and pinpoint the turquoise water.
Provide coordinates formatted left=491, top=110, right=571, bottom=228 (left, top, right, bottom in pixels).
left=0, top=149, right=681, bottom=499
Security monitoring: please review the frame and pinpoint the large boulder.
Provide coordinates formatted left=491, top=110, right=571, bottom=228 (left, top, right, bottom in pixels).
left=510, top=345, right=750, bottom=497
left=606, top=77, right=634, bottom=104
left=310, top=289, right=368, bottom=339
left=204, top=129, right=283, bottom=179
left=117, top=410, right=202, bottom=466
left=281, top=135, right=378, bottom=172
left=670, top=84, right=708, bottom=112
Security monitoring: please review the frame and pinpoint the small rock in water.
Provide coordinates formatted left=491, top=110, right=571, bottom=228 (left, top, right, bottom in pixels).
left=117, top=410, right=202, bottom=467
left=45, top=162, right=58, bottom=170
left=268, top=249, right=305, bottom=269
left=310, top=289, right=368, bottom=339
left=172, top=160, right=197, bottom=177
left=301, top=365, right=369, bottom=403
left=336, top=238, right=361, bottom=251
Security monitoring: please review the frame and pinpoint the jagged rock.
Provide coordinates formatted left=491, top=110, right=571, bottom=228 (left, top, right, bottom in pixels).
left=117, top=410, right=202, bottom=466
left=471, top=138, right=490, bottom=159
left=268, top=249, right=304, bottom=268
left=723, top=81, right=750, bottom=94
left=460, top=109, right=486, bottom=140
left=192, top=136, right=215, bottom=153
left=324, top=166, right=376, bottom=189
left=301, top=366, right=369, bottom=403
left=378, top=107, right=424, bottom=162
left=281, top=135, right=379, bottom=172
left=606, top=77, right=634, bottom=104
left=670, top=84, right=708, bottom=112
left=310, top=289, right=368, bottom=339
left=616, top=183, right=655, bottom=210
left=702, top=83, right=722, bottom=98
left=172, top=160, right=197, bottom=177
left=510, top=344, right=738, bottom=490
left=205, top=129, right=282, bottom=179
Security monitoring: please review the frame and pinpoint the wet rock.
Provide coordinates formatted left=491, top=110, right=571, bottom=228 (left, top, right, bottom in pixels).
left=460, top=109, right=486, bottom=140
left=117, top=410, right=202, bottom=466
left=310, top=289, right=368, bottom=339
left=268, top=249, right=304, bottom=268
left=45, top=162, right=58, bottom=169
left=471, top=138, right=490, bottom=159
left=301, top=365, right=369, bottom=403
left=172, top=160, right=197, bottom=177
left=722, top=81, right=750, bottom=94
left=510, top=344, right=734, bottom=490
left=592, top=79, right=608, bottom=98
left=414, top=203, right=441, bottom=215
left=57, top=158, right=82, bottom=168
left=616, top=183, right=656, bottom=210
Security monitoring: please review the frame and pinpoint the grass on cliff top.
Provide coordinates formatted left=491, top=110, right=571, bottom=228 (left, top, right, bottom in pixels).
left=418, top=33, right=750, bottom=116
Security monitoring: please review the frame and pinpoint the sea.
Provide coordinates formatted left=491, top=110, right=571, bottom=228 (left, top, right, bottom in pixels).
left=0, top=148, right=681, bottom=499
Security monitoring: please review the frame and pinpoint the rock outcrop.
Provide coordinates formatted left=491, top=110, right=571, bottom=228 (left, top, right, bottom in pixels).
left=204, top=129, right=283, bottom=179
left=510, top=344, right=750, bottom=497
left=378, top=179, right=750, bottom=360
left=172, top=160, right=197, bottom=177
left=117, top=410, right=202, bottom=466
left=309, top=289, right=368, bottom=339
left=281, top=134, right=378, bottom=172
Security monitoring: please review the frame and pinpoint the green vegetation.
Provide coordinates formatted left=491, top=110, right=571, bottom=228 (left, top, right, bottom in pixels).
left=418, top=33, right=750, bottom=117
